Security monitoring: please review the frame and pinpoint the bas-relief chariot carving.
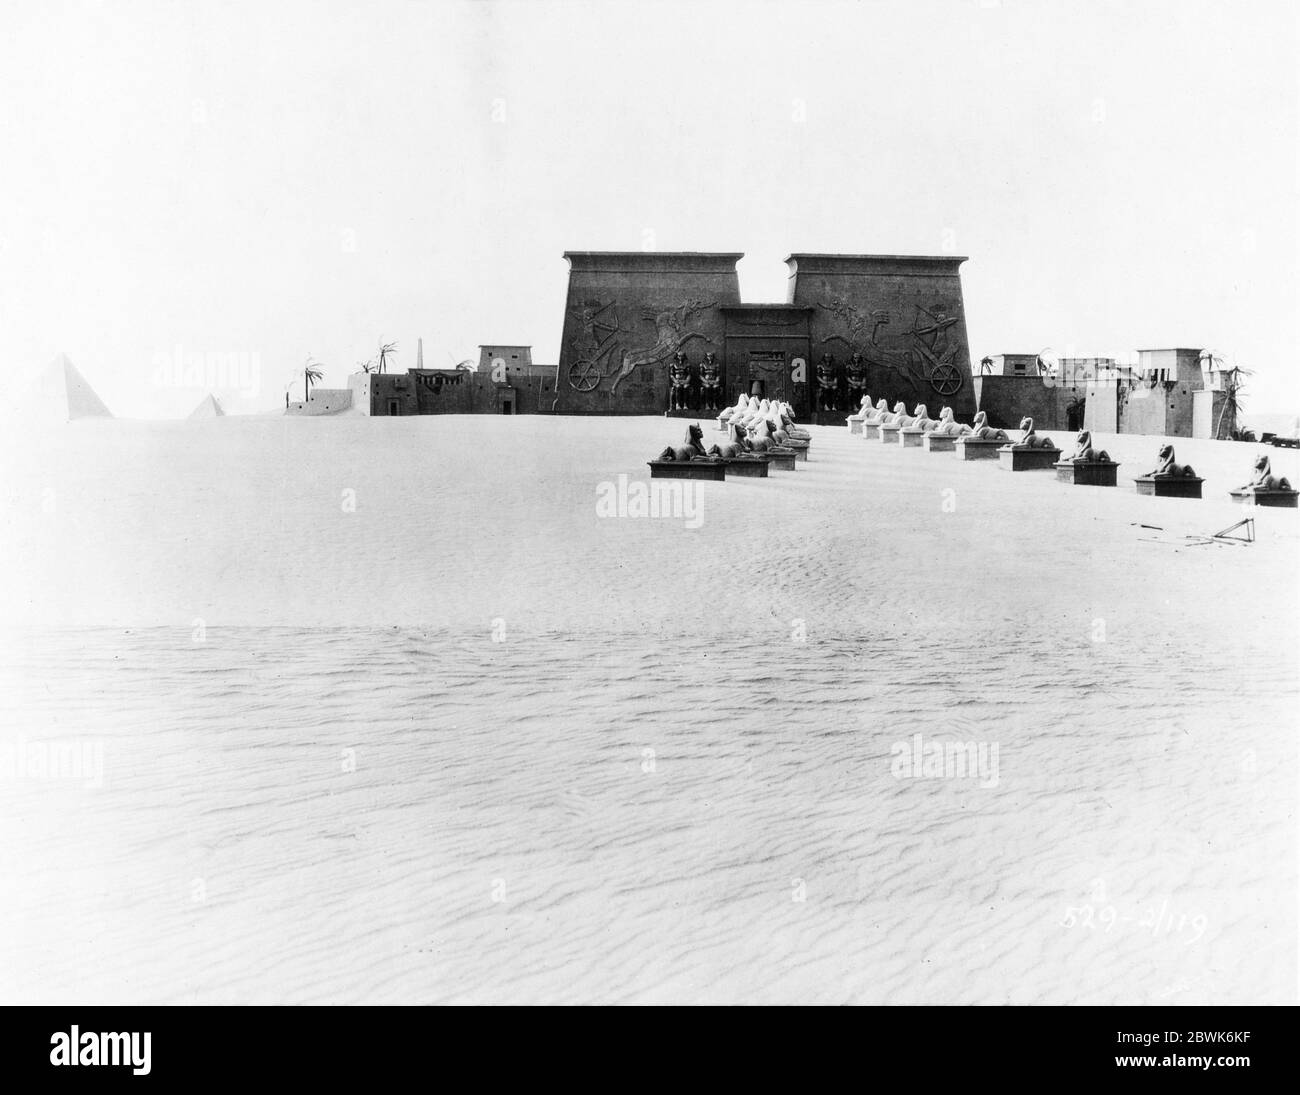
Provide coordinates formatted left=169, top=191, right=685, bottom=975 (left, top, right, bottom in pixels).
left=567, top=298, right=715, bottom=394
left=818, top=297, right=966, bottom=402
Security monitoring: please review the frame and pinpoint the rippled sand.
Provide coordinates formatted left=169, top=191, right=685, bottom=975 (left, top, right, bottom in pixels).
left=0, top=417, right=1295, bottom=1003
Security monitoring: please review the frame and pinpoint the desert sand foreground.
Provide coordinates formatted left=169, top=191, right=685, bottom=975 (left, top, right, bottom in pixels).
left=0, top=415, right=1296, bottom=1004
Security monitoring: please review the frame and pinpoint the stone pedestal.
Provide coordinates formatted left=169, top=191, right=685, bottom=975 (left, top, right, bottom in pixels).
left=1054, top=460, right=1119, bottom=486
left=647, top=460, right=726, bottom=481
left=847, top=417, right=864, bottom=435
left=765, top=450, right=797, bottom=471
left=1228, top=488, right=1298, bottom=508
left=862, top=423, right=882, bottom=440
left=924, top=433, right=960, bottom=453
left=1133, top=475, right=1203, bottom=498
left=721, top=456, right=770, bottom=478
left=999, top=446, right=1061, bottom=471
left=879, top=425, right=902, bottom=444
left=955, top=437, right=1005, bottom=460
left=898, top=429, right=927, bottom=448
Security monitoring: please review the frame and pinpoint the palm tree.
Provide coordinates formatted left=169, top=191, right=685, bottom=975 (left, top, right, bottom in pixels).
left=1216, top=365, right=1252, bottom=441
left=303, top=356, right=324, bottom=402
left=1201, top=351, right=1252, bottom=440
left=358, top=359, right=377, bottom=375
left=377, top=340, right=398, bottom=373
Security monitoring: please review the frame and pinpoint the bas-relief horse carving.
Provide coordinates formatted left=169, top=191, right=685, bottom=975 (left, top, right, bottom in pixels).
left=1069, top=429, right=1110, bottom=463
left=1147, top=443, right=1197, bottom=478
left=1014, top=416, right=1055, bottom=449
left=968, top=411, right=1008, bottom=441
left=933, top=407, right=972, bottom=436
left=1241, top=453, right=1292, bottom=491
left=657, top=423, right=710, bottom=462
left=612, top=301, right=712, bottom=392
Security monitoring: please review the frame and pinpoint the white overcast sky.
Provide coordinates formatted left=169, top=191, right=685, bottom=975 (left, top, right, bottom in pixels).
left=2, top=0, right=1296, bottom=416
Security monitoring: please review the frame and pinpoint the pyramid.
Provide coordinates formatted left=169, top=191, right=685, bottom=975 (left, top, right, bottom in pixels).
left=188, top=393, right=226, bottom=419
left=38, top=354, right=114, bottom=420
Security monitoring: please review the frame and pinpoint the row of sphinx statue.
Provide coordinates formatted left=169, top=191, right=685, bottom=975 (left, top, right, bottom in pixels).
left=656, top=398, right=811, bottom=462
left=848, top=394, right=1295, bottom=488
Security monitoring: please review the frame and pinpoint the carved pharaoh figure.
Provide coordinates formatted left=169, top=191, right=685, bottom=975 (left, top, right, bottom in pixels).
left=667, top=351, right=693, bottom=412
left=845, top=353, right=868, bottom=405
left=816, top=354, right=838, bottom=412
left=698, top=352, right=723, bottom=412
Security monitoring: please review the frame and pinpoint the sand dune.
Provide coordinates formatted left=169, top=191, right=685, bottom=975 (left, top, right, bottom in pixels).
left=0, top=416, right=1294, bottom=1003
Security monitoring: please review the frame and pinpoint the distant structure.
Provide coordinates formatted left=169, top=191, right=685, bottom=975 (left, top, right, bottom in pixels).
left=975, top=347, right=1228, bottom=439
left=188, top=394, right=226, bottom=419
left=342, top=344, right=557, bottom=416
left=286, top=388, right=354, bottom=415
left=39, top=354, right=114, bottom=420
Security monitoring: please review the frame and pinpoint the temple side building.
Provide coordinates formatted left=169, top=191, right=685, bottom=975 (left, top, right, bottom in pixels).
left=973, top=348, right=1233, bottom=438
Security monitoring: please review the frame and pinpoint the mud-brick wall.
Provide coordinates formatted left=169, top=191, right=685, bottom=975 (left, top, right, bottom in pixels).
left=287, top=388, right=354, bottom=415
left=972, top=376, right=1082, bottom=431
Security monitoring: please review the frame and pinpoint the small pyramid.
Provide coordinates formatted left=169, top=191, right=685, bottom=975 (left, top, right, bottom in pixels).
left=39, top=354, right=114, bottom=420
left=188, top=393, right=226, bottom=419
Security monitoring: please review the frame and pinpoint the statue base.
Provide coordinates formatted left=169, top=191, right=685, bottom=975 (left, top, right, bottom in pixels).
left=720, top=456, right=770, bottom=478
left=999, top=446, right=1061, bottom=471
left=955, top=438, right=1005, bottom=460
left=898, top=429, right=928, bottom=448
left=647, top=460, right=726, bottom=481
left=862, top=423, right=882, bottom=440
left=847, top=417, right=864, bottom=435
left=765, top=450, right=797, bottom=471
left=878, top=425, right=902, bottom=443
left=1133, top=475, right=1203, bottom=498
left=923, top=433, right=960, bottom=453
left=1228, top=488, right=1298, bottom=508
left=1054, top=460, right=1119, bottom=486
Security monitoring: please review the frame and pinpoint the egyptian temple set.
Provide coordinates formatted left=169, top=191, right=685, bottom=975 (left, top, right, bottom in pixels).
left=284, top=249, right=1251, bottom=445
left=554, top=252, right=974, bottom=422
